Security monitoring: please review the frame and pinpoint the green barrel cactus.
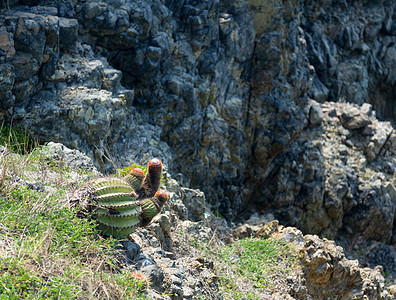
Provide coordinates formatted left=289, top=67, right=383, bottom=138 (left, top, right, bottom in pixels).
left=72, top=158, right=168, bottom=237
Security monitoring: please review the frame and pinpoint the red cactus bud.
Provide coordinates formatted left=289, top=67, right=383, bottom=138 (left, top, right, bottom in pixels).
left=131, top=168, right=144, bottom=179
left=148, top=158, right=162, bottom=172
left=154, top=190, right=168, bottom=202
left=137, top=158, right=163, bottom=198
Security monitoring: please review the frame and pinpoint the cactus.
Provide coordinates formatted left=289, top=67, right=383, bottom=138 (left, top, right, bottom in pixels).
left=72, top=158, right=168, bottom=237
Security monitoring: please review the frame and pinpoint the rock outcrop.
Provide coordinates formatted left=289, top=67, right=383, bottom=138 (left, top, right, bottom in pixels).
left=302, top=0, right=396, bottom=120
left=1, top=0, right=395, bottom=291
left=1, top=0, right=395, bottom=221
left=301, top=234, right=388, bottom=299
left=249, top=101, right=396, bottom=245
left=0, top=0, right=309, bottom=219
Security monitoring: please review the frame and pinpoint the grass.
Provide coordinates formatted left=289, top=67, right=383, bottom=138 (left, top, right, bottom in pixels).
left=186, top=233, right=298, bottom=299
left=0, top=126, right=147, bottom=299
left=218, top=238, right=297, bottom=289
left=0, top=124, right=36, bottom=155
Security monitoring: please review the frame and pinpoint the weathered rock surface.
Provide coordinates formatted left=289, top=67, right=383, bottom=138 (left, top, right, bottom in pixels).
left=0, top=1, right=308, bottom=221
left=131, top=196, right=394, bottom=299
left=249, top=101, right=396, bottom=247
left=1, top=0, right=395, bottom=223
left=233, top=220, right=394, bottom=299
left=301, top=234, right=388, bottom=300
left=302, top=0, right=396, bottom=120
left=1, top=1, right=396, bottom=295
left=46, top=141, right=99, bottom=173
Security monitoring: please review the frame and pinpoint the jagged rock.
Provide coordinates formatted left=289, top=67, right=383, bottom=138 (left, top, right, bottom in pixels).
left=248, top=101, right=396, bottom=251
left=301, top=234, right=388, bottom=299
left=59, top=18, right=79, bottom=51
left=308, top=99, right=324, bottom=126
left=255, top=220, right=279, bottom=239
left=140, top=264, right=165, bottom=292
left=303, top=0, right=396, bottom=120
left=0, top=8, right=59, bottom=114
left=308, top=74, right=329, bottom=102
left=1, top=0, right=395, bottom=227
left=339, top=104, right=372, bottom=130
left=232, top=223, right=260, bottom=239
left=117, top=240, right=141, bottom=263
left=179, top=187, right=206, bottom=222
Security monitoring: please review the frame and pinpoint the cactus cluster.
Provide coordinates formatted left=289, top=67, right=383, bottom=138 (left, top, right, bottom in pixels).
left=73, top=158, right=168, bottom=237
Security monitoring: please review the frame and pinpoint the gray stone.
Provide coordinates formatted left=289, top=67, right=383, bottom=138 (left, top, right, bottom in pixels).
left=0, top=63, right=15, bottom=111
left=12, top=52, right=38, bottom=82
left=248, top=101, right=396, bottom=246
left=309, top=100, right=324, bottom=126
left=140, top=264, right=164, bottom=291
left=102, top=68, right=122, bottom=94
left=180, top=188, right=206, bottom=222
left=119, top=240, right=141, bottom=262
left=137, top=255, right=156, bottom=268
left=59, top=18, right=79, bottom=51
left=46, top=142, right=99, bottom=173
left=0, top=28, right=15, bottom=61
left=309, top=75, right=329, bottom=102
left=339, top=106, right=371, bottom=130
left=0, top=8, right=59, bottom=110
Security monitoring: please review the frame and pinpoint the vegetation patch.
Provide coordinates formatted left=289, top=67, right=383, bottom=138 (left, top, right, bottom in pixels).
left=0, top=124, right=36, bottom=154
left=189, top=235, right=298, bottom=299
left=0, top=130, right=147, bottom=299
left=218, top=238, right=297, bottom=296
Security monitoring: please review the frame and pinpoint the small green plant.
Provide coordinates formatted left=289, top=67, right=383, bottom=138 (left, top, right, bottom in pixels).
left=117, top=163, right=148, bottom=177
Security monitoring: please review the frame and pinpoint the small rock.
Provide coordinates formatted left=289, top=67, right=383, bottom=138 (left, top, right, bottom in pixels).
left=153, top=212, right=171, bottom=236
left=119, top=240, right=141, bottom=262
left=46, top=142, right=98, bottom=173
left=340, top=107, right=371, bottom=130
left=255, top=220, right=279, bottom=239
left=137, top=255, right=156, bottom=268
left=180, top=187, right=206, bottom=221
left=388, top=284, right=396, bottom=297
left=182, top=286, right=194, bottom=299
left=232, top=224, right=259, bottom=239
left=140, top=264, right=164, bottom=291
left=102, top=68, right=122, bottom=93
left=59, top=18, right=79, bottom=51
left=309, top=101, right=324, bottom=126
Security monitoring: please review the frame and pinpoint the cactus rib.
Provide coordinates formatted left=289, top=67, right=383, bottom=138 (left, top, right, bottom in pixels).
left=94, top=192, right=137, bottom=203
left=96, top=215, right=140, bottom=229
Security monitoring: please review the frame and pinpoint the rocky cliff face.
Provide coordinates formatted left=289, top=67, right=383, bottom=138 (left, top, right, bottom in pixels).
left=0, top=0, right=395, bottom=285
